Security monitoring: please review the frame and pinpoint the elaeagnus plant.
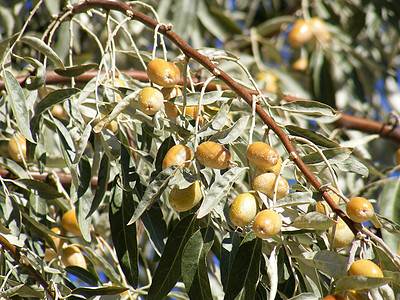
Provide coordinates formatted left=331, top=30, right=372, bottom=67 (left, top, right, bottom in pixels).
left=0, top=1, right=399, bottom=300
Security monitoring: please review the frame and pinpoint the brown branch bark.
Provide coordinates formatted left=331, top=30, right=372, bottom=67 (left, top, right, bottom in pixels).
left=0, top=234, right=56, bottom=299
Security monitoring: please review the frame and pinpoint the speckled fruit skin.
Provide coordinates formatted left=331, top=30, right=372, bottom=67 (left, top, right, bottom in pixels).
left=346, top=197, right=374, bottom=223
left=61, top=210, right=82, bottom=236
left=162, top=145, right=193, bottom=170
left=247, top=142, right=279, bottom=169
left=349, top=259, right=383, bottom=278
left=252, top=209, right=282, bottom=239
left=327, top=217, right=355, bottom=248
left=61, top=245, right=87, bottom=268
left=8, top=133, right=27, bottom=162
left=196, top=141, right=232, bottom=169
left=138, top=86, right=164, bottom=115
left=229, top=193, right=258, bottom=227
left=257, top=156, right=282, bottom=176
left=169, top=180, right=202, bottom=212
left=252, top=172, right=289, bottom=200
left=147, top=59, right=180, bottom=87
left=310, top=17, right=331, bottom=42
left=322, top=295, right=346, bottom=300
left=288, top=19, right=313, bottom=47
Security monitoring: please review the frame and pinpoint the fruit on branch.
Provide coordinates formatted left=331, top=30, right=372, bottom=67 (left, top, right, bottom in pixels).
left=292, top=57, right=308, bottom=71
left=288, top=19, right=313, bottom=47
left=252, top=172, right=289, bottom=200
left=196, top=141, right=232, bottom=169
left=8, top=133, right=27, bottom=163
left=138, top=86, right=164, bottom=115
left=229, top=193, right=258, bottom=227
left=247, top=141, right=279, bottom=169
left=257, top=156, right=283, bottom=176
left=256, top=72, right=279, bottom=93
left=44, top=227, right=66, bottom=261
left=316, top=191, right=340, bottom=215
left=346, top=197, right=374, bottom=223
left=61, top=209, right=82, bottom=236
left=61, top=245, right=87, bottom=268
left=51, top=104, right=68, bottom=120
left=346, top=290, right=366, bottom=300
left=322, top=295, right=345, bottom=300
left=113, top=77, right=126, bottom=102
left=252, top=209, right=282, bottom=239
left=161, top=86, right=182, bottom=101
left=147, top=58, right=180, bottom=87
left=168, top=180, right=202, bottom=212
left=162, top=144, right=193, bottom=170
left=349, top=259, right=383, bottom=278
left=396, top=149, right=400, bottom=165
left=310, top=17, right=331, bottom=43
left=327, top=217, right=355, bottom=248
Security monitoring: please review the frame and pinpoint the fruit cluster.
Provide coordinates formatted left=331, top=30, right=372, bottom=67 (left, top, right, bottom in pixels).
left=288, top=17, right=331, bottom=47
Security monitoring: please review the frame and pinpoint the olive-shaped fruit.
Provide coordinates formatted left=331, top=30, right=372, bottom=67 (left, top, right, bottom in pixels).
left=229, top=193, right=258, bottom=227
left=252, top=172, right=289, bottom=200
left=196, top=141, right=232, bottom=169
left=257, top=156, right=282, bottom=176
left=147, top=59, right=180, bottom=87
left=288, top=19, right=313, bottom=47
left=310, top=17, right=331, bottom=42
left=346, top=197, right=374, bottom=223
left=61, top=209, right=82, bottom=236
left=8, top=133, right=27, bottom=163
left=162, top=145, right=193, bottom=170
left=252, top=209, right=282, bottom=239
left=247, top=142, right=279, bottom=169
left=327, top=217, right=355, bottom=248
left=169, top=180, right=202, bottom=212
left=61, top=245, right=87, bottom=268
left=138, top=86, right=164, bottom=115
left=349, top=259, right=383, bottom=278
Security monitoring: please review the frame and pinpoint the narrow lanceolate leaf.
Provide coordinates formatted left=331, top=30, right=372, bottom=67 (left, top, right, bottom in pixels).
left=334, top=276, right=391, bottom=293
left=2, top=70, right=34, bottom=143
left=171, top=91, right=224, bottom=106
left=76, top=186, right=92, bottom=243
left=54, top=63, right=98, bottom=77
left=20, top=36, right=64, bottom=69
left=20, top=212, right=57, bottom=251
left=291, top=212, right=336, bottom=231
left=34, top=88, right=80, bottom=116
left=285, top=125, right=339, bottom=148
left=220, top=231, right=243, bottom=290
left=147, top=214, right=198, bottom=300
left=109, top=179, right=138, bottom=288
left=301, top=148, right=353, bottom=165
left=16, top=179, right=63, bottom=200
left=198, top=166, right=247, bottom=219
left=71, top=286, right=128, bottom=298
left=224, top=232, right=261, bottom=300
left=87, top=154, right=110, bottom=218
left=279, top=100, right=337, bottom=117
left=210, top=115, right=250, bottom=144
left=21, top=57, right=46, bottom=90
left=127, top=166, right=178, bottom=225
left=182, top=227, right=214, bottom=299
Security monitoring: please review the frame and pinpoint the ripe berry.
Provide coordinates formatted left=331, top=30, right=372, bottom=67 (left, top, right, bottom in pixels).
left=349, top=259, right=383, bottom=278
left=288, top=19, right=313, bottom=47
left=169, top=180, right=202, bottom=212
left=247, top=142, right=279, bottom=169
left=257, top=156, right=282, bottom=176
left=147, top=58, right=180, bottom=87
left=327, top=217, right=354, bottom=248
left=161, top=86, right=182, bottom=101
left=252, top=209, right=282, bottom=239
left=292, top=57, right=308, bottom=71
left=322, top=295, right=345, bottom=300
left=51, top=104, right=68, bottom=120
left=196, top=141, right=232, bottom=169
left=138, top=86, right=164, bottom=115
left=396, top=149, right=400, bottom=165
left=310, top=17, right=331, bottom=42
left=229, top=193, right=258, bottom=227
left=61, top=245, right=87, bottom=268
left=252, top=172, right=289, bottom=200
left=316, top=191, right=340, bottom=215
left=346, top=197, right=374, bottom=223
left=162, top=144, right=193, bottom=170
left=8, top=133, right=27, bottom=163
left=44, top=227, right=66, bottom=261
left=61, top=209, right=82, bottom=236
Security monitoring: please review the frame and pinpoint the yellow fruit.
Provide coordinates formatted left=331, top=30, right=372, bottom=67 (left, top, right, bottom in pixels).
left=229, top=193, right=258, bottom=227
left=138, top=86, right=164, bottom=115
left=147, top=58, right=180, bottom=87
left=51, top=104, right=68, bottom=119
left=252, top=209, right=282, bottom=239
left=252, top=172, right=289, bottom=200
left=164, top=101, right=180, bottom=119
left=196, top=141, right=232, bottom=169
left=346, top=197, right=374, bottom=223
left=161, top=86, right=182, bottom=100
left=162, top=144, right=193, bottom=170
left=61, top=245, right=87, bottom=268
left=322, top=295, right=346, bottom=300
left=47, top=227, right=66, bottom=252
left=247, top=142, right=279, bottom=169
left=316, top=191, right=340, bottom=215
left=327, top=217, right=355, bottom=248
left=346, top=290, right=366, bottom=300
left=8, top=133, right=27, bottom=163
left=44, top=248, right=58, bottom=262
left=292, top=57, right=308, bottom=71
left=396, top=149, right=400, bottom=165
left=169, top=180, right=202, bottom=212
left=257, top=156, right=282, bottom=176
left=288, top=19, right=313, bottom=47
left=256, top=72, right=279, bottom=93
left=61, top=209, right=82, bottom=236
left=349, top=259, right=383, bottom=278
left=113, top=77, right=126, bottom=102
left=310, top=17, right=331, bottom=42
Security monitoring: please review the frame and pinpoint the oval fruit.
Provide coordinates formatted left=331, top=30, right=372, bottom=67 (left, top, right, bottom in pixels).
left=288, top=19, right=313, bottom=47
left=310, top=17, right=331, bottom=42
left=51, top=104, right=68, bottom=120
left=47, top=227, right=66, bottom=252
left=138, top=86, right=164, bottom=115
left=147, top=58, right=180, bottom=87
left=252, top=172, right=289, bottom=200
left=196, top=141, right=232, bottom=169
left=247, top=142, right=279, bottom=169
left=346, top=197, right=374, bottom=223
left=161, top=86, right=182, bottom=101
left=396, top=149, right=400, bottom=165
left=253, top=209, right=282, bottom=239
left=292, top=57, right=308, bottom=71
left=322, top=295, right=345, bottom=300
left=316, top=191, right=340, bottom=215
left=229, top=193, right=258, bottom=227
left=327, top=217, right=355, bottom=248
left=8, top=133, right=27, bottom=163
left=349, top=259, right=383, bottom=278
left=61, top=245, right=87, bottom=268
left=257, top=156, right=282, bottom=176
left=61, top=209, right=82, bottom=236
left=169, top=180, right=202, bottom=212
left=162, top=144, right=193, bottom=170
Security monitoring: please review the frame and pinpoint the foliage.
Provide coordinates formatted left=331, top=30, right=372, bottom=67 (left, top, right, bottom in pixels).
left=0, top=0, right=399, bottom=299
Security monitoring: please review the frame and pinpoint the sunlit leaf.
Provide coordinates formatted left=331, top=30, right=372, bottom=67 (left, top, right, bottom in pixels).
left=34, top=88, right=80, bottom=116
left=334, top=276, right=391, bottom=292
left=20, top=36, right=64, bottom=68
left=291, top=212, right=336, bottom=230
left=54, top=63, right=98, bottom=77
